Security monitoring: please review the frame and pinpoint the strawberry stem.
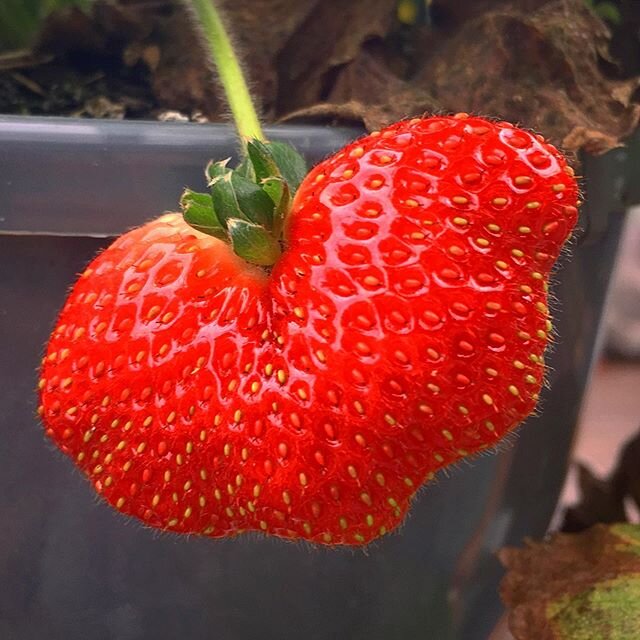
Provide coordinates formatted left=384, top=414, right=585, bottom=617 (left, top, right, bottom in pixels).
left=180, top=0, right=307, bottom=267
left=188, top=0, right=265, bottom=144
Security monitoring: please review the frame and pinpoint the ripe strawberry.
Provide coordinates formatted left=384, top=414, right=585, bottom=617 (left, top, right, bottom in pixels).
left=39, top=114, right=578, bottom=546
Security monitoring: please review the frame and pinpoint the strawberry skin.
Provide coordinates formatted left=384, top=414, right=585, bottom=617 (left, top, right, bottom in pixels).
left=39, top=114, right=578, bottom=546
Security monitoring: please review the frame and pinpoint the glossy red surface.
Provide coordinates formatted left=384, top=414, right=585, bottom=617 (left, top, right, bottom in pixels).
left=39, top=115, right=578, bottom=545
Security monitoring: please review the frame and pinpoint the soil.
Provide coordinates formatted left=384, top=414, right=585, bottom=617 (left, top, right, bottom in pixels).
left=0, top=52, right=155, bottom=119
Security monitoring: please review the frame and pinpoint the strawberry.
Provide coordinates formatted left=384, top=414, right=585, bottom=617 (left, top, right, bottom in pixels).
left=39, top=114, right=578, bottom=546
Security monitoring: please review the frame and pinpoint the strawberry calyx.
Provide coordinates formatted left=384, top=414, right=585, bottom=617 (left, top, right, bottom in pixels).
left=181, top=138, right=307, bottom=267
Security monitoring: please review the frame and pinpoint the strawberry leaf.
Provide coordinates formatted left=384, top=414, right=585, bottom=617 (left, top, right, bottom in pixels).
left=180, top=189, right=226, bottom=239
left=226, top=218, right=281, bottom=266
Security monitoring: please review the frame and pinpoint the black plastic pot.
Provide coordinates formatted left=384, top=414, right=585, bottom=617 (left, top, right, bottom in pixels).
left=0, top=116, right=629, bottom=640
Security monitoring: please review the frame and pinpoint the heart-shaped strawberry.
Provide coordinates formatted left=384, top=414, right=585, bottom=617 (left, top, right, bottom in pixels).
left=39, top=115, right=578, bottom=545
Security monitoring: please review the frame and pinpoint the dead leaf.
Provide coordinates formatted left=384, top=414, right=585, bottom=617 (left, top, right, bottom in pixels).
left=10, top=72, right=46, bottom=97
left=156, top=110, right=190, bottom=122
left=276, top=0, right=640, bottom=151
left=500, top=523, right=640, bottom=639
left=3, top=0, right=639, bottom=155
left=415, top=0, right=640, bottom=154
left=281, top=101, right=370, bottom=128
left=36, top=3, right=148, bottom=57
left=275, top=0, right=398, bottom=114
left=281, top=48, right=438, bottom=130
left=26, top=1, right=220, bottom=119
left=562, top=127, right=625, bottom=154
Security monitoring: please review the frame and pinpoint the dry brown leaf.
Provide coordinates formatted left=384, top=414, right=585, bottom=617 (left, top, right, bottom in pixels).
left=499, top=524, right=640, bottom=639
left=275, top=0, right=398, bottom=114
left=562, top=126, right=626, bottom=154
left=414, top=0, right=640, bottom=154
left=280, top=101, right=369, bottom=128
left=36, top=3, right=148, bottom=56
left=281, top=49, right=438, bottom=130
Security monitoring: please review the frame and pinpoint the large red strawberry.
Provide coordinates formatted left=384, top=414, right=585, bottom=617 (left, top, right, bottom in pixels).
left=39, top=114, right=578, bottom=546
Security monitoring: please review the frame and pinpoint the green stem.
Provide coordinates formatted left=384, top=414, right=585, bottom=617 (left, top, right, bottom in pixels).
left=188, top=0, right=265, bottom=143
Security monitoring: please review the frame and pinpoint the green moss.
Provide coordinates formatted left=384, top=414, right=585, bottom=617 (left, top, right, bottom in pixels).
left=612, top=523, right=640, bottom=557
left=547, top=575, right=640, bottom=639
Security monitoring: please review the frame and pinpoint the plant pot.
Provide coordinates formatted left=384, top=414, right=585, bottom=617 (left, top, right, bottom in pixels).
left=0, top=115, right=629, bottom=640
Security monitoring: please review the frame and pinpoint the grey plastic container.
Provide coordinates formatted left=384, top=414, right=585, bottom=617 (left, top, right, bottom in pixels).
left=0, top=116, right=629, bottom=640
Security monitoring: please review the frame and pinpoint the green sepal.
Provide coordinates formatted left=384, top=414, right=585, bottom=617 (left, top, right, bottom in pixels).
left=261, top=176, right=291, bottom=238
left=210, top=173, right=247, bottom=227
left=230, top=172, right=275, bottom=227
left=245, top=138, right=307, bottom=195
left=227, top=218, right=282, bottom=266
left=265, top=141, right=307, bottom=194
left=180, top=189, right=226, bottom=239
left=183, top=138, right=307, bottom=266
left=261, top=175, right=285, bottom=205
left=210, top=172, right=275, bottom=228
left=235, top=155, right=256, bottom=181
left=205, top=158, right=232, bottom=184
left=247, top=139, right=280, bottom=182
